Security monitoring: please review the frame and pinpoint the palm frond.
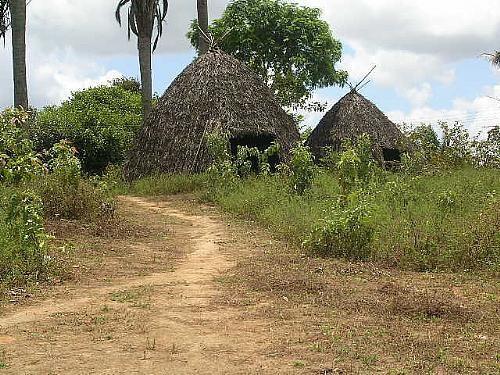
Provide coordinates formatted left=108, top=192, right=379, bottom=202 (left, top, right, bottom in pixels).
left=493, top=51, right=500, bottom=67
left=0, top=0, right=11, bottom=42
left=116, top=0, right=168, bottom=51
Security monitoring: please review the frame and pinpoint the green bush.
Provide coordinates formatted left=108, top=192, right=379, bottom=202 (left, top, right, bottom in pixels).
left=129, top=166, right=499, bottom=272
left=0, top=108, right=45, bottom=183
left=37, top=141, right=115, bottom=221
left=1, top=190, right=50, bottom=280
left=32, top=85, right=142, bottom=174
left=335, top=135, right=379, bottom=197
left=402, top=122, right=500, bottom=173
left=0, top=109, right=51, bottom=282
left=304, top=198, right=374, bottom=259
left=287, top=144, right=316, bottom=195
left=0, top=109, right=117, bottom=284
left=128, top=173, right=207, bottom=196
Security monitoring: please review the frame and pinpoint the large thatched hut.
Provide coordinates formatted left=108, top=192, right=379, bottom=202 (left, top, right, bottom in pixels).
left=306, top=90, right=405, bottom=165
left=124, top=50, right=300, bottom=180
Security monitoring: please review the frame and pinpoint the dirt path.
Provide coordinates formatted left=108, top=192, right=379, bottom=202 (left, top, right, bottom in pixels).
left=0, top=196, right=289, bottom=374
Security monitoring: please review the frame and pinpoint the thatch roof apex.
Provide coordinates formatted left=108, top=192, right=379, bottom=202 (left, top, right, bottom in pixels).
left=306, top=90, right=404, bottom=161
left=125, top=50, right=299, bottom=179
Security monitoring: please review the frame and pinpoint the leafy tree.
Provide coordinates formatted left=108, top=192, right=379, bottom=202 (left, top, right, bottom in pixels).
left=0, top=0, right=29, bottom=109
left=115, top=0, right=168, bottom=118
left=110, top=76, right=142, bottom=94
left=197, top=0, right=209, bottom=54
left=188, top=0, right=347, bottom=110
left=409, top=124, right=440, bottom=152
left=32, top=85, right=143, bottom=174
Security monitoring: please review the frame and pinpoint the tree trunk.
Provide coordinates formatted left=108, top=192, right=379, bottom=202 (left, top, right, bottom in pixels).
left=197, top=0, right=209, bottom=54
left=10, top=0, right=28, bottom=109
left=137, top=35, right=152, bottom=119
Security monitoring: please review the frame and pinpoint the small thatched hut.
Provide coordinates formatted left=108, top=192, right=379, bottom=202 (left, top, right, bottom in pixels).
left=306, top=90, right=405, bottom=165
left=124, top=50, right=300, bottom=180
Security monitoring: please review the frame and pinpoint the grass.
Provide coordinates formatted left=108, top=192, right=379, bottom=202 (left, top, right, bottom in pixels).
left=212, top=215, right=500, bottom=374
left=127, top=173, right=206, bottom=196
left=0, top=348, right=6, bottom=369
left=128, top=166, right=500, bottom=272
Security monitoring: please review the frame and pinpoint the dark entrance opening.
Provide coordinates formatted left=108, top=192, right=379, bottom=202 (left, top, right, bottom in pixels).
left=382, top=148, right=401, bottom=162
left=382, top=148, right=401, bottom=169
left=230, top=133, right=279, bottom=173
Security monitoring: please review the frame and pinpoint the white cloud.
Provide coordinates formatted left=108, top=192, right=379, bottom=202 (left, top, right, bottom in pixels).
left=0, top=38, right=123, bottom=108
left=402, top=83, right=433, bottom=107
left=1, top=0, right=499, bottom=113
left=1, top=0, right=230, bottom=108
left=387, top=84, right=500, bottom=138
left=299, top=0, right=499, bottom=91
left=27, top=0, right=229, bottom=56
left=31, top=54, right=122, bottom=106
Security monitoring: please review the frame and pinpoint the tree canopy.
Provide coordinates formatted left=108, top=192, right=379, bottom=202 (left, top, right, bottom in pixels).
left=33, top=85, right=143, bottom=174
left=188, top=0, right=347, bottom=110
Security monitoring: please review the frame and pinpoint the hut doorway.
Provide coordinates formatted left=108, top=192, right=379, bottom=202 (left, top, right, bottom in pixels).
left=382, top=148, right=401, bottom=163
left=229, top=133, right=279, bottom=172
left=382, top=148, right=401, bottom=170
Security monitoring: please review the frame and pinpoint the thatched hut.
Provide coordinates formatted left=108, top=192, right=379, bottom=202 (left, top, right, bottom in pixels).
left=124, top=50, right=300, bottom=179
left=306, top=90, right=405, bottom=165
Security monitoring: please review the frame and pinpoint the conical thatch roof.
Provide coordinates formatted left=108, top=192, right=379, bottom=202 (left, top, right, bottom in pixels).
left=306, top=90, right=405, bottom=163
left=125, top=50, right=299, bottom=179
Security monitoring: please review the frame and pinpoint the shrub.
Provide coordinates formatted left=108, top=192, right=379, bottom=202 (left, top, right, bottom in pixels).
left=304, top=198, right=374, bottom=259
left=473, top=126, right=500, bottom=168
left=32, top=85, right=142, bottom=174
left=37, top=141, right=114, bottom=221
left=0, top=189, right=50, bottom=281
left=0, top=108, right=45, bottom=183
left=287, top=143, right=316, bottom=195
left=401, top=122, right=492, bottom=173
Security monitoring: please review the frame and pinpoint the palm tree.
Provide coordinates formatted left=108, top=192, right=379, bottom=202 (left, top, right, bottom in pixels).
left=0, top=0, right=29, bottom=110
left=484, top=51, right=500, bottom=68
left=116, top=0, right=168, bottom=118
left=197, top=0, right=209, bottom=54
left=492, top=51, right=500, bottom=68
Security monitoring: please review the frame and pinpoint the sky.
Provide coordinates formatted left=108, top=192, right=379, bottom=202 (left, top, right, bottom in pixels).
left=0, top=0, right=499, bottom=137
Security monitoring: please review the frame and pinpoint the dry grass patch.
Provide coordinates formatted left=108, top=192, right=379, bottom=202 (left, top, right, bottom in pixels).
left=216, top=215, right=500, bottom=374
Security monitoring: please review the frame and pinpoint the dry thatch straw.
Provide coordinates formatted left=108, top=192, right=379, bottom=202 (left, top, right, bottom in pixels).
left=125, top=50, right=300, bottom=180
left=306, top=90, right=405, bottom=164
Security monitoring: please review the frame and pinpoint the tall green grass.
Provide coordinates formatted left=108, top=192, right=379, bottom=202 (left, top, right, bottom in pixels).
left=128, top=167, right=500, bottom=272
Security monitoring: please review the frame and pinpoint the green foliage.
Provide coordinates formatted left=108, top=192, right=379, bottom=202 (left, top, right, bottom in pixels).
left=375, top=170, right=499, bottom=271
left=110, top=76, right=141, bottom=94
left=188, top=0, right=347, bottom=109
left=39, top=174, right=114, bottom=221
left=129, top=173, right=207, bottom=196
left=400, top=124, right=440, bottom=174
left=129, top=166, right=499, bottom=272
left=205, top=130, right=238, bottom=194
left=0, top=189, right=50, bottom=281
left=473, top=126, right=500, bottom=168
left=37, top=141, right=114, bottom=221
left=402, top=122, right=500, bottom=173
left=304, top=198, right=374, bottom=259
left=335, top=135, right=377, bottom=198
left=32, top=85, right=142, bottom=174
left=48, top=140, right=82, bottom=182
left=440, top=122, right=473, bottom=166
left=235, top=142, right=280, bottom=177
left=0, top=109, right=117, bottom=284
left=287, top=144, right=316, bottom=195
left=0, top=108, right=45, bottom=183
